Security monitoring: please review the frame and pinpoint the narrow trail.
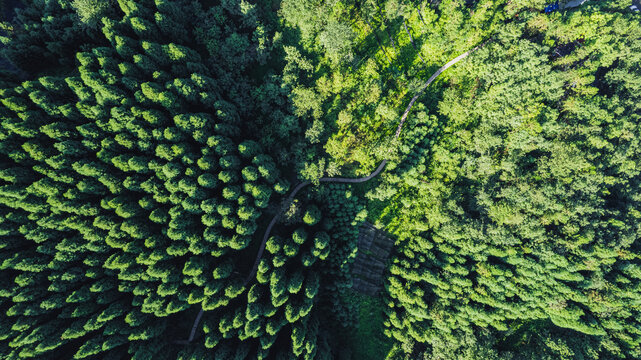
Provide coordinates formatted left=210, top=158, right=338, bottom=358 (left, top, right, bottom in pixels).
left=174, top=45, right=479, bottom=345
left=394, top=49, right=475, bottom=139
left=243, top=159, right=389, bottom=285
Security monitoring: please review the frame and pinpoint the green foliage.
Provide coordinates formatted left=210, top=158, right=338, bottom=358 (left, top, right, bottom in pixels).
left=0, top=0, right=313, bottom=358
left=374, top=4, right=641, bottom=359
left=337, top=290, right=393, bottom=360
left=1, top=0, right=96, bottom=72
left=72, top=0, right=113, bottom=28
left=299, top=204, right=319, bottom=226
left=319, top=19, right=356, bottom=63
left=1, top=0, right=640, bottom=359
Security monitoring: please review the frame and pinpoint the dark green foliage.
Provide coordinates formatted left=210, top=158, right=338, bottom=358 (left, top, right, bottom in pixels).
left=1, top=0, right=101, bottom=72
left=0, top=0, right=305, bottom=358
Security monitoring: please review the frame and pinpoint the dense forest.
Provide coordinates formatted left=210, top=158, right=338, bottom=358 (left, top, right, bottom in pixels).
left=0, top=0, right=639, bottom=359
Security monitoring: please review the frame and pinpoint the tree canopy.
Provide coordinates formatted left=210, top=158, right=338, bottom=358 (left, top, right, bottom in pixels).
left=0, top=0, right=640, bottom=359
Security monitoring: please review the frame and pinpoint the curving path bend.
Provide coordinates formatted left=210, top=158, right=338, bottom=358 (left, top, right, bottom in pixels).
left=244, top=159, right=389, bottom=285
left=175, top=47, right=478, bottom=345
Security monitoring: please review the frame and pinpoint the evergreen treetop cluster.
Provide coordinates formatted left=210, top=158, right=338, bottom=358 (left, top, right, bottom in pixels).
left=0, top=0, right=640, bottom=359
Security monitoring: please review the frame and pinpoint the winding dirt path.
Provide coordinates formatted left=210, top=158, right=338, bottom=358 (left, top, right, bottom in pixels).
left=243, top=159, right=389, bottom=285
left=393, top=49, right=475, bottom=139
left=175, top=46, right=478, bottom=345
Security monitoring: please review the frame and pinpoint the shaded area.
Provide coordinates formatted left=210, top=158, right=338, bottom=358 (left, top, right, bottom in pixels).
left=334, top=290, right=393, bottom=360
left=351, top=222, right=394, bottom=296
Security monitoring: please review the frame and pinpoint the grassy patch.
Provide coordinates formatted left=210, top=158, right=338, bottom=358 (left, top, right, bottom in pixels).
left=340, top=290, right=393, bottom=360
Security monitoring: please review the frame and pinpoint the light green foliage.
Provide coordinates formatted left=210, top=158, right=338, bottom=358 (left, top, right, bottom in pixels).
left=302, top=205, right=321, bottom=226
left=72, top=0, right=112, bottom=28
left=319, top=19, right=356, bottom=63
left=375, top=5, right=641, bottom=359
